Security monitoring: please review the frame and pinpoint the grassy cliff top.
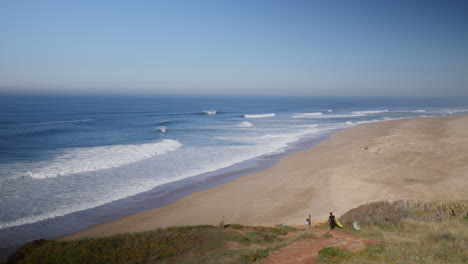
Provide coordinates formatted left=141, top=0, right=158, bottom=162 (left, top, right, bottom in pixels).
left=4, top=201, right=468, bottom=264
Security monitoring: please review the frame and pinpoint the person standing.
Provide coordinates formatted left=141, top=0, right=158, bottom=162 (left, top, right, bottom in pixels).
left=329, top=212, right=336, bottom=229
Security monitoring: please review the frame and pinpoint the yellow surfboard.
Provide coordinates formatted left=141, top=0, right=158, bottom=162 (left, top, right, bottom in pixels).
left=335, top=219, right=344, bottom=228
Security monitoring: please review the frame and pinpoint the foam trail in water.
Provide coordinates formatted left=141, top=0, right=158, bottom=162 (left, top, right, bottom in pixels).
left=24, top=139, right=182, bottom=178
left=243, top=113, right=276, bottom=118
left=412, top=110, right=426, bottom=113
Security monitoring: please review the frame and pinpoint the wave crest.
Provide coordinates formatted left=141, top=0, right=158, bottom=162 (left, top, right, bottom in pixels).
left=292, top=112, right=323, bottom=118
left=154, top=126, right=167, bottom=133
left=238, top=121, right=254, bottom=127
left=352, top=110, right=389, bottom=115
left=35, top=119, right=94, bottom=125
left=243, top=113, right=276, bottom=118
left=202, top=110, right=216, bottom=115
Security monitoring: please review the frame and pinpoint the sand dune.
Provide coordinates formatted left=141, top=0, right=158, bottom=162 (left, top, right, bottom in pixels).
left=61, top=115, right=468, bottom=240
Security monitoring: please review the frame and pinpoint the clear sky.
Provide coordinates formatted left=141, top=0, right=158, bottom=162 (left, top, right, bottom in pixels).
left=1, top=0, right=467, bottom=96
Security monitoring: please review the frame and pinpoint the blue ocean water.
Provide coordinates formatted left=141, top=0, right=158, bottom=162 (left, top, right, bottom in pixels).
left=1, top=94, right=467, bottom=247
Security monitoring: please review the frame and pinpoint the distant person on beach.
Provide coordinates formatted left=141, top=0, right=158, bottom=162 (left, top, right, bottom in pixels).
left=329, top=212, right=336, bottom=229
left=305, top=218, right=311, bottom=228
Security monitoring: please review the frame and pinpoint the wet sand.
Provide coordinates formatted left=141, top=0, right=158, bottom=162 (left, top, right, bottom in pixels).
left=61, top=114, right=468, bottom=240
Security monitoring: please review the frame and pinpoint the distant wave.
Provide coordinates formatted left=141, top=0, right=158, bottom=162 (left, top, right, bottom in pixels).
left=202, top=110, right=216, bottom=115
left=327, top=109, right=333, bottom=112
left=35, top=119, right=94, bottom=125
left=238, top=121, right=254, bottom=127
left=292, top=112, right=323, bottom=118
left=293, top=113, right=362, bottom=119
left=352, top=110, right=389, bottom=115
left=24, top=139, right=182, bottom=179
left=243, top=113, right=276, bottom=118
left=443, top=109, right=468, bottom=115
left=157, top=120, right=172, bottom=125
left=17, top=127, right=79, bottom=137
left=412, top=110, right=426, bottom=113
left=154, top=126, right=167, bottom=133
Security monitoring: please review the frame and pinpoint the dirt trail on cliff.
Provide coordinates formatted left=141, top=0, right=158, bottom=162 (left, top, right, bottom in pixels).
left=261, top=228, right=377, bottom=264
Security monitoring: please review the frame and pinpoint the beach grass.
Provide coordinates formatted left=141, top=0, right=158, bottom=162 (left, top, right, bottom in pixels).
left=5, top=201, right=467, bottom=264
left=318, top=217, right=468, bottom=264
left=4, top=224, right=297, bottom=264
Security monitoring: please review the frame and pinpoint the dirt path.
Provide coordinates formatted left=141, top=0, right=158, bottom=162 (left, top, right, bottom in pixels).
left=261, top=227, right=377, bottom=264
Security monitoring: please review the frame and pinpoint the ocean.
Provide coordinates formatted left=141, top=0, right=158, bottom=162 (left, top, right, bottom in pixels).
left=1, top=94, right=467, bottom=249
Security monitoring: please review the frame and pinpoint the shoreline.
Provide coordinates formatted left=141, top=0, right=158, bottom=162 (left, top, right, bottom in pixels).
left=0, top=125, right=336, bottom=259
left=60, top=114, right=468, bottom=240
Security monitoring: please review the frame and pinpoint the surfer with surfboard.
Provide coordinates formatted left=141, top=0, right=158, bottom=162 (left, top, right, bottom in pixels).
left=328, top=212, right=343, bottom=229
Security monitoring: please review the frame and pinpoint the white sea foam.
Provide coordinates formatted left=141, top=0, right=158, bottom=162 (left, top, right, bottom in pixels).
left=327, top=109, right=333, bottom=112
left=35, top=119, right=94, bottom=125
left=243, top=113, right=276, bottom=118
left=443, top=109, right=468, bottom=115
left=346, top=119, right=384, bottom=125
left=155, top=126, right=167, bottom=133
left=412, top=110, right=426, bottom=113
left=295, top=124, right=318, bottom=128
left=0, top=127, right=324, bottom=230
left=238, top=121, right=254, bottom=127
left=202, top=110, right=216, bottom=115
left=24, top=139, right=182, bottom=179
left=292, top=112, right=323, bottom=118
left=352, top=110, right=389, bottom=115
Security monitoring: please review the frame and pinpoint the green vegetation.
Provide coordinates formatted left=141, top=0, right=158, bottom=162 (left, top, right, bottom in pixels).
left=318, top=247, right=351, bottom=259
left=318, top=200, right=468, bottom=264
left=340, top=200, right=467, bottom=226
left=317, top=218, right=468, bottom=264
left=4, top=224, right=297, bottom=264
left=5, top=201, right=467, bottom=264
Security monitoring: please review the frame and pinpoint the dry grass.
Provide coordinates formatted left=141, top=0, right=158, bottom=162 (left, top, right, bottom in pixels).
left=319, top=200, right=468, bottom=264
left=4, top=225, right=298, bottom=264
left=6, top=201, right=467, bottom=264
left=320, top=217, right=468, bottom=264
left=340, top=200, right=467, bottom=226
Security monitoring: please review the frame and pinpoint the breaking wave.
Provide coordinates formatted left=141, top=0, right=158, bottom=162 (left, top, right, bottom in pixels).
left=243, top=113, right=276, bottom=118
left=154, top=126, right=167, bottom=133
left=443, top=109, right=468, bottom=115
left=202, top=110, right=216, bottom=115
left=294, top=113, right=362, bottom=119
left=24, top=139, right=182, bottom=179
left=352, top=110, right=389, bottom=115
left=238, top=121, right=254, bottom=127
left=292, top=112, right=323, bottom=118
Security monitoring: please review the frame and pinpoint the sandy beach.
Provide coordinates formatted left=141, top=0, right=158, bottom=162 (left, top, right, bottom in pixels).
left=61, top=114, right=468, bottom=240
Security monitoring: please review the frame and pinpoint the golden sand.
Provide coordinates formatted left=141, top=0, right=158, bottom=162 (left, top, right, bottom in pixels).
left=61, top=115, right=468, bottom=240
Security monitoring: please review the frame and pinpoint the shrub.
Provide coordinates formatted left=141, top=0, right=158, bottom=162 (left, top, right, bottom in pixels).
left=340, top=200, right=468, bottom=226
left=318, top=247, right=350, bottom=259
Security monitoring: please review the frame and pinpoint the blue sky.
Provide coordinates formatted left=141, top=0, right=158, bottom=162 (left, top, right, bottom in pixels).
left=0, top=0, right=467, bottom=96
